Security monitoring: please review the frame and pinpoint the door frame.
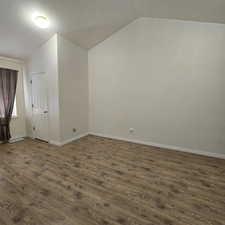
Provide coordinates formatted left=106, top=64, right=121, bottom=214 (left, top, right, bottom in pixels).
left=31, top=72, right=50, bottom=143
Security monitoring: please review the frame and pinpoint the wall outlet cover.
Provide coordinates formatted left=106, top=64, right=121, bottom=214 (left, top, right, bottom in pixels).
left=129, top=128, right=135, bottom=133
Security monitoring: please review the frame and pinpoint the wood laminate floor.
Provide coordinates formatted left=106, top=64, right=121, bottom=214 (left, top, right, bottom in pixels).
left=0, top=135, right=225, bottom=225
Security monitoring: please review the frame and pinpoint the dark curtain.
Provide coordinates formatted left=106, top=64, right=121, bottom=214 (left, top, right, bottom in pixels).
left=0, top=68, right=18, bottom=142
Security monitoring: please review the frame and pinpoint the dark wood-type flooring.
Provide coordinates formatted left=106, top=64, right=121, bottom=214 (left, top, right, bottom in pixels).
left=0, top=135, right=225, bottom=225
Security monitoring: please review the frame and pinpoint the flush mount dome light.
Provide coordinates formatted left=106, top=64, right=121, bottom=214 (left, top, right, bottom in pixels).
left=33, top=15, right=49, bottom=28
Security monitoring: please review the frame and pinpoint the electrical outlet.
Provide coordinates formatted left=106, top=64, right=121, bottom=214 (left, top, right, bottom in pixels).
left=73, top=128, right=77, bottom=133
left=129, top=128, right=135, bottom=134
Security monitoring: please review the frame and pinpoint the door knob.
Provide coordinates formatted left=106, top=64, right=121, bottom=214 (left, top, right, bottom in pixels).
left=43, top=111, right=48, bottom=114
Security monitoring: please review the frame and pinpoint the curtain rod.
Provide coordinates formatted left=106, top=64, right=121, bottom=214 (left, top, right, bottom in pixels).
left=0, top=67, right=18, bottom=72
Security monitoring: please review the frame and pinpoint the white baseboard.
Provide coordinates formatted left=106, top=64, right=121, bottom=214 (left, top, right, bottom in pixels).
left=9, top=137, right=25, bottom=143
left=49, top=140, right=62, bottom=146
left=89, top=132, right=225, bottom=160
left=50, top=133, right=89, bottom=146
left=0, top=136, right=25, bottom=144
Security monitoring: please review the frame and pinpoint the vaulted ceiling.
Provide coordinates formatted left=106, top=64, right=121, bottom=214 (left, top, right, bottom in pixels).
left=1, top=0, right=225, bottom=59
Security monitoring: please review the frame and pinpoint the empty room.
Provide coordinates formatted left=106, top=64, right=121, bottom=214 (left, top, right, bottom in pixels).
left=0, top=0, right=225, bottom=225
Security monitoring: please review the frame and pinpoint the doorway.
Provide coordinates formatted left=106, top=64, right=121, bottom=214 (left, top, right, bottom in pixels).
left=31, top=72, right=49, bottom=142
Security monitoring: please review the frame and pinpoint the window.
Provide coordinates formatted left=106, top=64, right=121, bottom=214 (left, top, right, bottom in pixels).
left=12, top=97, right=17, bottom=117
left=0, top=93, right=17, bottom=118
left=0, top=62, right=19, bottom=119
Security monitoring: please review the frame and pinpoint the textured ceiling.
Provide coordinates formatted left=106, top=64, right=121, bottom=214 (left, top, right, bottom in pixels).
left=1, top=0, right=225, bottom=59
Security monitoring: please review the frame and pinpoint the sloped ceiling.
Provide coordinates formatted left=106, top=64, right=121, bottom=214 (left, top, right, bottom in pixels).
left=1, top=0, right=225, bottom=59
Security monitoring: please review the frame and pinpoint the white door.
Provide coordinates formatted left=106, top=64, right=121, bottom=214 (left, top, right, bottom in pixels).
left=31, top=73, right=49, bottom=142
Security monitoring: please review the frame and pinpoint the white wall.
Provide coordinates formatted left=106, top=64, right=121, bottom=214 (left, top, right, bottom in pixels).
left=58, top=35, right=88, bottom=143
left=0, top=57, right=26, bottom=139
left=26, top=34, right=61, bottom=144
left=89, top=18, right=225, bottom=155
left=26, top=34, right=88, bottom=145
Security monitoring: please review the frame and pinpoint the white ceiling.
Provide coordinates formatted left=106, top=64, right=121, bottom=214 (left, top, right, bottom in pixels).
left=1, top=0, right=225, bottom=59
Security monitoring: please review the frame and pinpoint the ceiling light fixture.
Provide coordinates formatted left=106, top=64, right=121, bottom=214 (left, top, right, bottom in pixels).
left=33, top=15, right=49, bottom=28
